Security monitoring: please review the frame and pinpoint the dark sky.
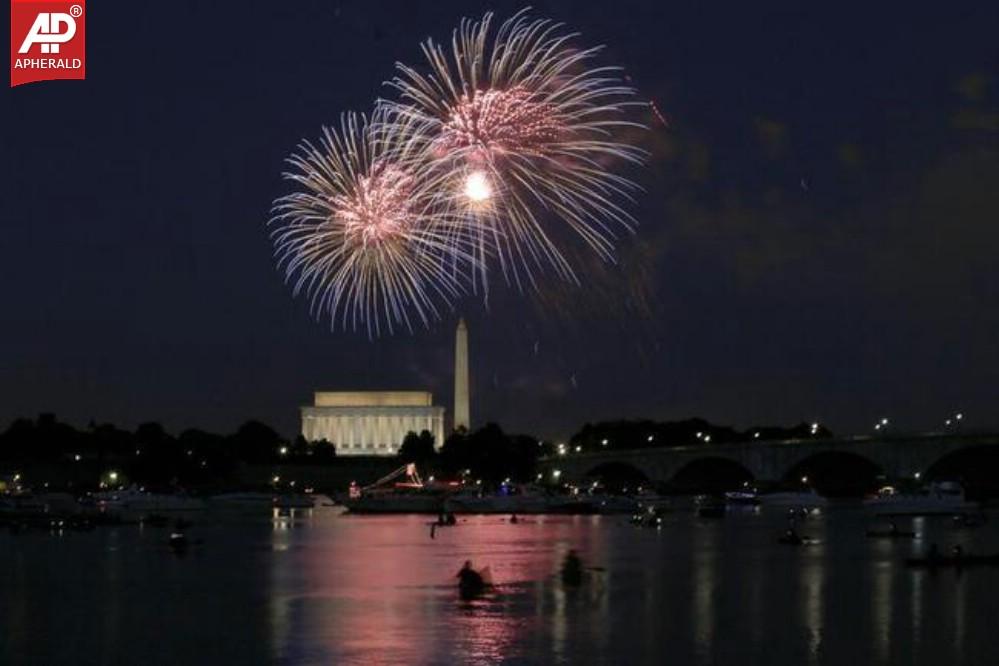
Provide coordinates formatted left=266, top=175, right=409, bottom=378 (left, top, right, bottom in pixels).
left=3, top=1, right=998, bottom=440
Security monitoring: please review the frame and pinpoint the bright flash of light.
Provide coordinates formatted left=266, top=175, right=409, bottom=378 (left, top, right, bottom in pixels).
left=386, top=9, right=646, bottom=289
left=463, top=170, right=493, bottom=203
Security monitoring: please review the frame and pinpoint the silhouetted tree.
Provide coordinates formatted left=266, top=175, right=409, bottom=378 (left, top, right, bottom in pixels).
left=398, top=430, right=436, bottom=465
left=230, top=420, right=283, bottom=464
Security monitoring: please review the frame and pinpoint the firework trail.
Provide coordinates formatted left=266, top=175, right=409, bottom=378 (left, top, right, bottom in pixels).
left=270, top=111, right=476, bottom=336
left=385, top=9, right=647, bottom=290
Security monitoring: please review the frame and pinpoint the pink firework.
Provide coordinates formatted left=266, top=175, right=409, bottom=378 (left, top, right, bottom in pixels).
left=270, top=112, right=475, bottom=336
left=333, top=162, right=416, bottom=247
left=438, top=87, right=563, bottom=159
left=387, top=9, right=647, bottom=288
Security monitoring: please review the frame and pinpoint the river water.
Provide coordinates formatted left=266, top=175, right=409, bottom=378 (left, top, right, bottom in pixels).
left=2, top=505, right=998, bottom=665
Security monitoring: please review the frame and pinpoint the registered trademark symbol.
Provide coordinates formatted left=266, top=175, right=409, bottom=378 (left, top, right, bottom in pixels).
left=70, top=5, right=83, bottom=17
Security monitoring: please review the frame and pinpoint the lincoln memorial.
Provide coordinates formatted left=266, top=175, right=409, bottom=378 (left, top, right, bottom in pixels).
left=300, top=391, right=445, bottom=456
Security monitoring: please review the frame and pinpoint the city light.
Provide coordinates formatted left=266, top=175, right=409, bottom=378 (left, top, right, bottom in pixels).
left=753, top=432, right=760, bottom=439
left=552, top=469, right=562, bottom=480
left=601, top=439, right=609, bottom=446
left=279, top=446, right=289, bottom=456
left=914, top=472, right=921, bottom=480
left=801, top=476, right=808, bottom=484
left=73, top=454, right=81, bottom=462
left=574, top=445, right=581, bottom=452
left=647, top=435, right=654, bottom=442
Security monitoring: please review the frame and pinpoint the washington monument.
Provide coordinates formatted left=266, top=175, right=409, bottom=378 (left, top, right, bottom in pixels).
left=454, top=318, right=470, bottom=431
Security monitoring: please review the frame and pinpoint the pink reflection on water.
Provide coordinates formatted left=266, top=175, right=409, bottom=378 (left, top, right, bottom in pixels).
left=270, top=513, right=610, bottom=665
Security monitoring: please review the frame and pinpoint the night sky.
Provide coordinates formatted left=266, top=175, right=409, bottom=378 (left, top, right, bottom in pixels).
left=4, top=1, right=997, bottom=440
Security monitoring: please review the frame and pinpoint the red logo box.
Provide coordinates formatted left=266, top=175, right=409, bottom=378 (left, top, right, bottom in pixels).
left=10, top=0, right=86, bottom=87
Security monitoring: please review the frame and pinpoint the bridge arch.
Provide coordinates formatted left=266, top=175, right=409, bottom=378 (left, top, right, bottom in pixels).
left=782, top=450, right=883, bottom=496
left=924, top=445, right=999, bottom=499
left=669, top=456, right=754, bottom=493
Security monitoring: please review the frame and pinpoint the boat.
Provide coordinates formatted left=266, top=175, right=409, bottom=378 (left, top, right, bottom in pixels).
left=342, top=464, right=449, bottom=514
left=445, top=485, right=552, bottom=514
left=94, top=486, right=206, bottom=512
left=457, top=564, right=492, bottom=599
left=758, top=489, right=828, bottom=508
left=906, top=553, right=999, bottom=569
left=724, top=488, right=760, bottom=506
left=630, top=506, right=667, bottom=528
left=864, top=481, right=977, bottom=515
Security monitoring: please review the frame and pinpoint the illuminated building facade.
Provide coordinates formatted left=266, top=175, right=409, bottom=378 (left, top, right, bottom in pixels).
left=301, top=391, right=444, bottom=456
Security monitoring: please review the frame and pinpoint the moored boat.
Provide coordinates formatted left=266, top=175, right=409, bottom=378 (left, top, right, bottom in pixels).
left=342, top=464, right=449, bottom=514
left=758, top=489, right=828, bottom=508
left=864, top=481, right=977, bottom=515
left=724, top=489, right=760, bottom=506
left=94, top=486, right=206, bottom=512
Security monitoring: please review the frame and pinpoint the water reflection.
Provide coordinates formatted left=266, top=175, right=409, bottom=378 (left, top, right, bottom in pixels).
left=1, top=508, right=998, bottom=665
left=872, top=558, right=893, bottom=663
left=799, top=537, right=825, bottom=665
left=692, top=523, right=718, bottom=658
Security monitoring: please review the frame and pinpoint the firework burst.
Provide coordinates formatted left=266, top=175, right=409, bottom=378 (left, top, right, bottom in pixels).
left=270, top=112, right=475, bottom=336
left=386, top=9, right=647, bottom=288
